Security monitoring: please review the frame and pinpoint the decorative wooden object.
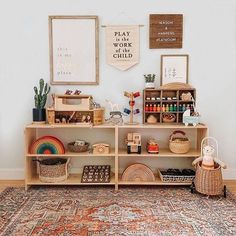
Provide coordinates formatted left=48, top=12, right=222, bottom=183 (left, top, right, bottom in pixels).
left=143, top=87, right=196, bottom=124
left=124, top=91, right=140, bottom=125
left=54, top=95, right=92, bottom=111
left=30, top=136, right=65, bottom=154
left=122, top=163, right=155, bottom=182
left=92, top=143, right=110, bottom=154
left=126, top=133, right=141, bottom=154
left=149, top=14, right=183, bottom=49
left=159, top=82, right=193, bottom=90
left=46, top=94, right=104, bottom=125
left=81, top=165, right=110, bottom=183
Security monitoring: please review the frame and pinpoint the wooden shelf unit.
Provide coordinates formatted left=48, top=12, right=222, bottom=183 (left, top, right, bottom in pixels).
left=24, top=123, right=208, bottom=190
left=143, top=88, right=196, bottom=124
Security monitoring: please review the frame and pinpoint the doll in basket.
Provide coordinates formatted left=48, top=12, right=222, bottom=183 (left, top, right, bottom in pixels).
left=192, top=145, right=226, bottom=170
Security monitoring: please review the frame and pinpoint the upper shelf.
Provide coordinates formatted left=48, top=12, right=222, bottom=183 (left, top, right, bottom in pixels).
left=26, top=123, right=207, bottom=129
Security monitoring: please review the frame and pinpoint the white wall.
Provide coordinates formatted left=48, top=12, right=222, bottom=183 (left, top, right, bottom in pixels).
left=1, top=0, right=236, bottom=179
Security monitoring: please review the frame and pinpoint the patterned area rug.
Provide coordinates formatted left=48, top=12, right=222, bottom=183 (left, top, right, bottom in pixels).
left=0, top=186, right=236, bottom=236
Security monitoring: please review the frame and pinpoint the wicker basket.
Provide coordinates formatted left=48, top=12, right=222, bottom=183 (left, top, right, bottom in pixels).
left=67, top=142, right=89, bottom=152
left=169, top=130, right=190, bottom=154
left=38, top=158, right=70, bottom=183
left=194, top=162, right=223, bottom=195
left=193, top=137, right=225, bottom=196
left=162, top=113, right=176, bottom=123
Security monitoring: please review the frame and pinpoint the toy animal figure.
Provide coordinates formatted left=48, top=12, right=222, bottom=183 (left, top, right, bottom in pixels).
left=192, top=145, right=226, bottom=170
left=105, top=99, right=120, bottom=111
left=65, top=89, right=73, bottom=95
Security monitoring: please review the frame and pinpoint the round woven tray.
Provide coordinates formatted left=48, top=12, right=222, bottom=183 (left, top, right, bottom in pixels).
left=67, top=142, right=89, bottom=152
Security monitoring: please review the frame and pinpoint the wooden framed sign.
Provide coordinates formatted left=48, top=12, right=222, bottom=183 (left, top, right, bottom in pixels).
left=49, top=16, right=99, bottom=85
left=149, top=14, right=183, bottom=49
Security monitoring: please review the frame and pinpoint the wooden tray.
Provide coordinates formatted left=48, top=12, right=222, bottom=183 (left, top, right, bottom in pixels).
left=81, top=165, right=110, bottom=183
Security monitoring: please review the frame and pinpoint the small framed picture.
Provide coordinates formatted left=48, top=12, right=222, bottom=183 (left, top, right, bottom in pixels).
left=160, top=54, right=189, bottom=85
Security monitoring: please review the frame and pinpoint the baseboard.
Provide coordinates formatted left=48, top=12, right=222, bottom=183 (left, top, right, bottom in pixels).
left=222, top=169, right=236, bottom=180
left=0, top=168, right=24, bottom=180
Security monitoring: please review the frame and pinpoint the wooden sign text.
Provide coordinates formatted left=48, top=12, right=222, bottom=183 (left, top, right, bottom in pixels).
left=149, top=14, right=183, bottom=49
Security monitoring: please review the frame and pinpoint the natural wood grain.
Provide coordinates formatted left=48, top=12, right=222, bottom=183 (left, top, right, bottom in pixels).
left=149, top=14, right=183, bottom=49
left=0, top=180, right=236, bottom=194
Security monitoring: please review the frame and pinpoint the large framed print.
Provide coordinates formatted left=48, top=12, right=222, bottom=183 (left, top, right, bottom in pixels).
left=49, top=16, right=99, bottom=85
left=160, top=54, right=189, bottom=85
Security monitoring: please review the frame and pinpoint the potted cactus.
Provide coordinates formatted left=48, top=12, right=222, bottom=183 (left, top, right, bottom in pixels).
left=144, top=74, right=156, bottom=89
left=33, top=78, right=50, bottom=123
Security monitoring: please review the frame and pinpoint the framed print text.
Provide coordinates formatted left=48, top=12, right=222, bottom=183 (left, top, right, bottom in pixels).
left=49, top=16, right=99, bottom=85
left=160, top=54, right=189, bottom=85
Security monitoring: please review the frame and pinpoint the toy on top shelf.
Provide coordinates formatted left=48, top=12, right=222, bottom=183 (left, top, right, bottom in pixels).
left=183, top=109, right=200, bottom=126
left=126, top=133, right=141, bottom=154
left=105, top=99, right=124, bottom=125
left=46, top=91, right=104, bottom=125
left=124, top=91, right=140, bottom=125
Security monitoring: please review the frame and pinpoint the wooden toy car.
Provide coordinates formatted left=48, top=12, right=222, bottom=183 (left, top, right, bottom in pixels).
left=146, top=139, right=159, bottom=154
left=126, top=133, right=141, bottom=154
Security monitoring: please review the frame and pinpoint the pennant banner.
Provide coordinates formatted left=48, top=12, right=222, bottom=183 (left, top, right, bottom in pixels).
left=105, top=25, right=139, bottom=71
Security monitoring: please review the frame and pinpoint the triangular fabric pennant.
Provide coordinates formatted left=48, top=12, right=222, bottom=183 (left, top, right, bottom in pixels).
left=105, top=25, right=139, bottom=71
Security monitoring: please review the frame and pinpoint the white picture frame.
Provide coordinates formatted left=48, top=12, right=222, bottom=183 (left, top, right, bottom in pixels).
left=49, top=16, right=99, bottom=85
left=160, top=54, right=189, bottom=85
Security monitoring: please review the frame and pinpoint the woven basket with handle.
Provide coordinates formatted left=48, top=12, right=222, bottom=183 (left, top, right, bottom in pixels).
left=169, top=130, right=190, bottom=154
left=194, top=137, right=224, bottom=196
left=38, top=158, right=70, bottom=183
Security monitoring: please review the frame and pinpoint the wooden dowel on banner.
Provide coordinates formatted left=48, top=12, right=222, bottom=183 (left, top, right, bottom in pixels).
left=101, top=25, right=144, bottom=28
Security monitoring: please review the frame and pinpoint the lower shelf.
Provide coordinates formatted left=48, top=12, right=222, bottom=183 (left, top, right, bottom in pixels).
left=26, top=173, right=192, bottom=187
left=27, top=173, right=115, bottom=186
left=118, top=174, right=192, bottom=186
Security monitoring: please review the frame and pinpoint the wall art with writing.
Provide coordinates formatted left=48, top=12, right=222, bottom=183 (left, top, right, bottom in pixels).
left=150, top=14, right=183, bottom=49
left=105, top=25, right=139, bottom=71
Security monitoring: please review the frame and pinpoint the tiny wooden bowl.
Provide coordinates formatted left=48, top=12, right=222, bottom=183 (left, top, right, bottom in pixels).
left=162, top=113, right=176, bottom=123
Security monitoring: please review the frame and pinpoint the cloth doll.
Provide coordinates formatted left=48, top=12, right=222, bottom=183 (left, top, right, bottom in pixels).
left=192, top=145, right=226, bottom=170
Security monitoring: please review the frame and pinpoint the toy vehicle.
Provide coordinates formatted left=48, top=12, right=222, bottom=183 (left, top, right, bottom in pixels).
left=183, top=109, right=199, bottom=127
left=146, top=139, right=159, bottom=154
left=127, top=133, right=141, bottom=154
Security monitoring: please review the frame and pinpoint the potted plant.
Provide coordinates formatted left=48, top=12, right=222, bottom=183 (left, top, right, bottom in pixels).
left=144, top=74, right=156, bottom=89
left=33, top=78, right=50, bottom=123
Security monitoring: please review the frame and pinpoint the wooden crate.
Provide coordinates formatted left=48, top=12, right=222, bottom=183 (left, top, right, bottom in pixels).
left=54, top=95, right=93, bottom=111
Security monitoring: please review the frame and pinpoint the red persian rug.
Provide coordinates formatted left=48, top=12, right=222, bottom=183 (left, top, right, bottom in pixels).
left=0, top=186, right=235, bottom=236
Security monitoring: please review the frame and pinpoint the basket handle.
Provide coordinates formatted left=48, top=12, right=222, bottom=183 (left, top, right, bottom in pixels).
left=65, top=158, right=70, bottom=178
left=170, top=130, right=186, bottom=141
